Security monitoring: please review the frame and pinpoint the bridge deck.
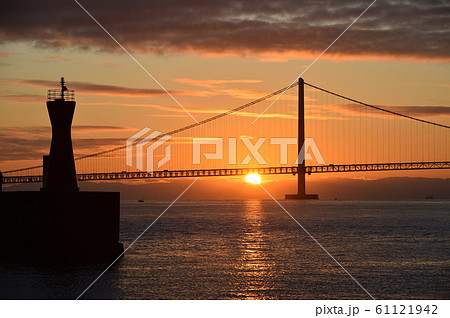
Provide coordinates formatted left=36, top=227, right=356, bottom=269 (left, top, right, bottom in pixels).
left=3, top=161, right=450, bottom=184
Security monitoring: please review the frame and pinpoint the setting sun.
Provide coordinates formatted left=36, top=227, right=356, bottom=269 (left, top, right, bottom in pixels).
left=245, top=174, right=261, bottom=185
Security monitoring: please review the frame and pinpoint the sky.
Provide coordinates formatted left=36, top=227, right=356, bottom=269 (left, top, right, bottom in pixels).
left=1, top=0, right=449, bottom=198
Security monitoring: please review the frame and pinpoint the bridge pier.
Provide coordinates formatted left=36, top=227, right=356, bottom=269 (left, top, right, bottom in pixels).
left=285, top=78, right=318, bottom=200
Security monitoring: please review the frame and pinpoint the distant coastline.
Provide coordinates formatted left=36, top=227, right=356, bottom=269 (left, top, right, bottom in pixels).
left=5, top=176, right=450, bottom=201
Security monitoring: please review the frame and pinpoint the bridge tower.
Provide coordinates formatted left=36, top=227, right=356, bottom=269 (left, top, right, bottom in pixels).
left=42, top=77, right=78, bottom=191
left=285, top=78, right=318, bottom=200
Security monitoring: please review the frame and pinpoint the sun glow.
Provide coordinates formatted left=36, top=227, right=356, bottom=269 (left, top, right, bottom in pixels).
left=245, top=174, right=261, bottom=184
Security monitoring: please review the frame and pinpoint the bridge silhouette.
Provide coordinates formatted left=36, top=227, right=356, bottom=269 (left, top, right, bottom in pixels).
left=3, top=78, right=450, bottom=199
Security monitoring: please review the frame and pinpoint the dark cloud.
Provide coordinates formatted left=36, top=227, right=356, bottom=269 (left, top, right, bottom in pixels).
left=386, top=106, right=450, bottom=117
left=0, top=136, right=124, bottom=161
left=45, top=55, right=71, bottom=60
left=0, top=94, right=43, bottom=103
left=345, top=104, right=450, bottom=117
left=2, top=79, right=209, bottom=97
left=0, top=126, right=129, bottom=161
left=0, top=1, right=449, bottom=61
left=3, top=79, right=173, bottom=97
left=72, top=125, right=134, bottom=132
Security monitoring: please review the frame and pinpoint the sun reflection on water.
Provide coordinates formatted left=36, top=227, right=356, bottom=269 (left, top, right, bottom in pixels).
left=235, top=200, right=276, bottom=299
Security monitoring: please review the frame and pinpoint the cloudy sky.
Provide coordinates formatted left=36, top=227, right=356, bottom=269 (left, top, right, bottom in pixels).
left=2, top=0, right=450, bottom=60
left=1, top=0, right=449, bottom=197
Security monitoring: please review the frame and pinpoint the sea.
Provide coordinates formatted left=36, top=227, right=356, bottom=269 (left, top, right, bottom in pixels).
left=0, top=200, right=449, bottom=299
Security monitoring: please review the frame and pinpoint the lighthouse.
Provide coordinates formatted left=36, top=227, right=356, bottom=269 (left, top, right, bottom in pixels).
left=1, top=77, right=123, bottom=262
left=43, top=77, right=78, bottom=191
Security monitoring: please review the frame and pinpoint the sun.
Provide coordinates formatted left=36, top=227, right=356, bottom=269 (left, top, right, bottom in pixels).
left=245, top=174, right=261, bottom=185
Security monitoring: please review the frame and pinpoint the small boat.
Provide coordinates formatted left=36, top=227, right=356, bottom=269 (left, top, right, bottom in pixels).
left=138, top=199, right=144, bottom=202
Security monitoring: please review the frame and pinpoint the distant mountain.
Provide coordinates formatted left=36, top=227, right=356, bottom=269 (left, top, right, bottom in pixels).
left=307, top=177, right=450, bottom=200
left=5, top=177, right=449, bottom=200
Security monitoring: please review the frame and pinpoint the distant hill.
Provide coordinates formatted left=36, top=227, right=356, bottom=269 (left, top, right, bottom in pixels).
left=5, top=177, right=449, bottom=201
left=307, top=177, right=450, bottom=200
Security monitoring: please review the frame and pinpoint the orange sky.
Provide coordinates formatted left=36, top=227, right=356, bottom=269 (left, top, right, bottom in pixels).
left=1, top=0, right=449, bottom=198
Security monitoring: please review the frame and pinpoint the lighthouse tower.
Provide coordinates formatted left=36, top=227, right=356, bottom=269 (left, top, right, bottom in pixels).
left=1, top=77, right=123, bottom=262
left=43, top=77, right=78, bottom=191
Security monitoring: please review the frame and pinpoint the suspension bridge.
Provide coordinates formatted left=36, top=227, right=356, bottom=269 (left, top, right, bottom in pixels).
left=2, top=78, right=450, bottom=199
